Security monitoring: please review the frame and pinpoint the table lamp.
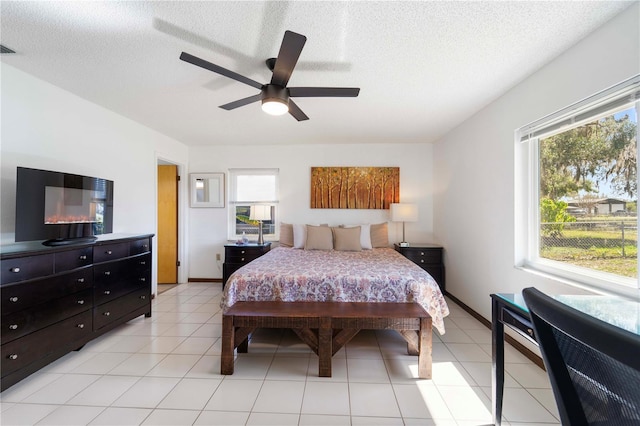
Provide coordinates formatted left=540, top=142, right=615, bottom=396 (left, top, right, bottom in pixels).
left=390, top=203, right=418, bottom=247
left=250, top=205, right=271, bottom=245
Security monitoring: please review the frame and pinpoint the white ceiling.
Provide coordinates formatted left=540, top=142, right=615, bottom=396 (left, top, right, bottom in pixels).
left=0, top=1, right=633, bottom=146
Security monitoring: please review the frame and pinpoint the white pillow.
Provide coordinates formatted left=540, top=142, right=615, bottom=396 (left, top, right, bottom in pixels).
left=342, top=224, right=372, bottom=249
left=293, top=223, right=306, bottom=249
left=359, top=224, right=372, bottom=249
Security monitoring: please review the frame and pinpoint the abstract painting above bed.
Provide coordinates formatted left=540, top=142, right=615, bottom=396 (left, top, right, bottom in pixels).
left=221, top=247, right=450, bottom=334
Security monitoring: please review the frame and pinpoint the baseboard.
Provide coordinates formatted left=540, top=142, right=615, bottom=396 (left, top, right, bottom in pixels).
left=187, top=278, right=222, bottom=283
left=446, top=292, right=544, bottom=370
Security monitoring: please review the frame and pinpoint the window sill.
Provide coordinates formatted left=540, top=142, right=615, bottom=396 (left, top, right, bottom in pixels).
left=516, top=264, right=640, bottom=300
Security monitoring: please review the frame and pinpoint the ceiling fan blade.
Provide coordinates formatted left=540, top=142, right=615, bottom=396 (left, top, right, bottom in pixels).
left=288, top=87, right=360, bottom=97
left=271, top=31, right=307, bottom=88
left=219, top=94, right=262, bottom=110
left=180, top=52, right=263, bottom=90
left=288, top=100, right=309, bottom=121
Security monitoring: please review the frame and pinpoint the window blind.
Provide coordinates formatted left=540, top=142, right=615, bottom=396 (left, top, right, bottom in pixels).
left=519, top=75, right=640, bottom=142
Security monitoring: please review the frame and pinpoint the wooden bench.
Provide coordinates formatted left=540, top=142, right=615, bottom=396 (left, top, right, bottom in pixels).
left=221, top=301, right=433, bottom=379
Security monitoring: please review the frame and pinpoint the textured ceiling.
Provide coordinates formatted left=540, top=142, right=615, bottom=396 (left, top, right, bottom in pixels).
left=0, top=1, right=633, bottom=146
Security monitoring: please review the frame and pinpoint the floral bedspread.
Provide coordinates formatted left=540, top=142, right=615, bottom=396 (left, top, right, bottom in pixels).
left=221, top=247, right=449, bottom=334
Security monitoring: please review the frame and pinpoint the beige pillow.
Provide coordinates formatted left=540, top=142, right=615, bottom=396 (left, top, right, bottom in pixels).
left=305, top=225, right=333, bottom=250
left=279, top=222, right=293, bottom=247
left=370, top=222, right=389, bottom=248
left=332, top=226, right=362, bottom=251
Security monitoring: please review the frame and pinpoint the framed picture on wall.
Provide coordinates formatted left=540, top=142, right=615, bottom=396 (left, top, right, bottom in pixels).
left=310, top=166, right=399, bottom=209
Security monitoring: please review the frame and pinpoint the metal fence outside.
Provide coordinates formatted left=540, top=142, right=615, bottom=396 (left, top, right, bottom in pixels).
left=236, top=223, right=276, bottom=236
left=541, top=220, right=637, bottom=255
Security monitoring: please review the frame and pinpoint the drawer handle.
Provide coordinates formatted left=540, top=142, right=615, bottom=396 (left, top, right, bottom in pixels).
left=9, top=324, right=18, bottom=330
left=241, top=250, right=245, bottom=254
left=104, top=290, right=111, bottom=295
left=420, top=259, right=424, bottom=263
left=79, top=255, right=87, bottom=260
left=77, top=323, right=85, bottom=329
left=104, top=271, right=111, bottom=276
left=143, top=244, right=148, bottom=249
left=527, top=328, right=534, bottom=337
left=10, top=267, right=20, bottom=273
left=106, top=250, right=113, bottom=255
left=241, top=258, right=245, bottom=262
left=140, top=295, right=146, bottom=300
left=104, top=311, right=110, bottom=316
left=8, top=354, right=18, bottom=360
left=77, top=278, right=85, bottom=283
left=77, top=300, right=85, bottom=305
left=9, top=296, right=18, bottom=303
left=140, top=261, right=146, bottom=265
left=139, top=278, right=146, bottom=282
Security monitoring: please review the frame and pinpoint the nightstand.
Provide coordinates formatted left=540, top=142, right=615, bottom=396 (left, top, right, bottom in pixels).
left=223, top=242, right=271, bottom=288
left=394, top=243, right=445, bottom=292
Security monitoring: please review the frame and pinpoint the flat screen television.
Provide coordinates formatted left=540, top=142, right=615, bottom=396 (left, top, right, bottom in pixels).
left=15, top=167, right=114, bottom=246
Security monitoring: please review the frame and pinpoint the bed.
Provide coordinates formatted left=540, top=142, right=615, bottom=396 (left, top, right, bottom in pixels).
left=221, top=246, right=449, bottom=334
left=220, top=245, right=449, bottom=378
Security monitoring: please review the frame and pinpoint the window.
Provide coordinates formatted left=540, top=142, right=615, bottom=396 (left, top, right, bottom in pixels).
left=517, top=76, right=640, bottom=296
left=228, top=168, right=279, bottom=241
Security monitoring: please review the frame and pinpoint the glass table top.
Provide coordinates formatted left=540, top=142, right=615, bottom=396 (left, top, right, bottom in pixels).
left=495, top=293, right=640, bottom=335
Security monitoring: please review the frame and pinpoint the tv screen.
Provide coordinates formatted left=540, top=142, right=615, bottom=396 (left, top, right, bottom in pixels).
left=15, top=167, right=113, bottom=244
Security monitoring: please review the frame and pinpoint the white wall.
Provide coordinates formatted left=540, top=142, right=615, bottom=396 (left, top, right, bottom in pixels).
left=1, top=65, right=190, bottom=292
left=433, top=4, right=640, bottom=321
left=188, top=143, right=435, bottom=279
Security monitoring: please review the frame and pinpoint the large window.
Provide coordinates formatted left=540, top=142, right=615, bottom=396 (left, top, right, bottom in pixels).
left=517, top=76, right=639, bottom=296
left=228, top=168, right=279, bottom=241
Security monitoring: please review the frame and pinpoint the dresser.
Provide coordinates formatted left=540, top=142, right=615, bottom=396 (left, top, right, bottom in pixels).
left=394, top=243, right=445, bottom=293
left=0, top=234, right=153, bottom=391
left=223, top=242, right=271, bottom=287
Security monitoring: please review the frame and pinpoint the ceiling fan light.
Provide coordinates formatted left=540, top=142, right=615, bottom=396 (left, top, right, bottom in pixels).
left=261, top=98, right=289, bottom=116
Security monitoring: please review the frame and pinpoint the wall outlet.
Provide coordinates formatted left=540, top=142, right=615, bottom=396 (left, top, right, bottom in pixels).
left=216, top=253, right=221, bottom=261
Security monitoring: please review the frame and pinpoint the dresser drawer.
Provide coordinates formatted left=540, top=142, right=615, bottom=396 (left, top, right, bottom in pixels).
left=225, top=252, right=265, bottom=264
left=55, top=247, right=93, bottom=273
left=402, top=248, right=442, bottom=264
left=94, top=257, right=133, bottom=285
left=1, top=289, right=92, bottom=345
left=132, top=253, right=152, bottom=275
left=1, top=310, right=92, bottom=377
left=225, top=246, right=269, bottom=263
left=1, top=254, right=54, bottom=285
left=130, top=238, right=151, bottom=255
left=1, top=268, right=93, bottom=316
left=94, top=257, right=147, bottom=305
left=93, top=287, right=150, bottom=330
left=94, top=242, right=129, bottom=263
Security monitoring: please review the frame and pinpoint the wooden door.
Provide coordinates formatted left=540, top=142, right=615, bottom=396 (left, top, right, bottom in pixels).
left=157, top=165, right=178, bottom=283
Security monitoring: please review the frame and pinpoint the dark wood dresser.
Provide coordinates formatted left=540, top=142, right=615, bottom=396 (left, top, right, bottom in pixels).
left=394, top=243, right=445, bottom=293
left=223, top=242, right=271, bottom=287
left=0, top=233, right=153, bottom=391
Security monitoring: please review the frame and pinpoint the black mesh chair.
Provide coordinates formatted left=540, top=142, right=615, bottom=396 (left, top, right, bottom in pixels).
left=522, top=287, right=640, bottom=425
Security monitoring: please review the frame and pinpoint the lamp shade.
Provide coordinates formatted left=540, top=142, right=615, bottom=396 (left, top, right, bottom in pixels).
left=390, top=203, right=418, bottom=222
left=250, top=205, right=271, bottom=221
left=261, top=99, right=289, bottom=116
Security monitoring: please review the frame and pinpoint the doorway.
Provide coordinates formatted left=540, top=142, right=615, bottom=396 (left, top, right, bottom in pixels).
left=157, top=164, right=178, bottom=284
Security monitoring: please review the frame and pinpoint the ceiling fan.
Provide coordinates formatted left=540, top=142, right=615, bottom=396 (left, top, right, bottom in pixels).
left=179, top=30, right=360, bottom=121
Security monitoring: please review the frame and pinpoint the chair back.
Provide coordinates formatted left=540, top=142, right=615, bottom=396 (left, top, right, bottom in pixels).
left=522, top=287, right=640, bottom=425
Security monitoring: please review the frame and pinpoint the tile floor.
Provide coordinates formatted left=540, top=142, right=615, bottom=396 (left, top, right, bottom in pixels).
left=0, top=282, right=560, bottom=426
